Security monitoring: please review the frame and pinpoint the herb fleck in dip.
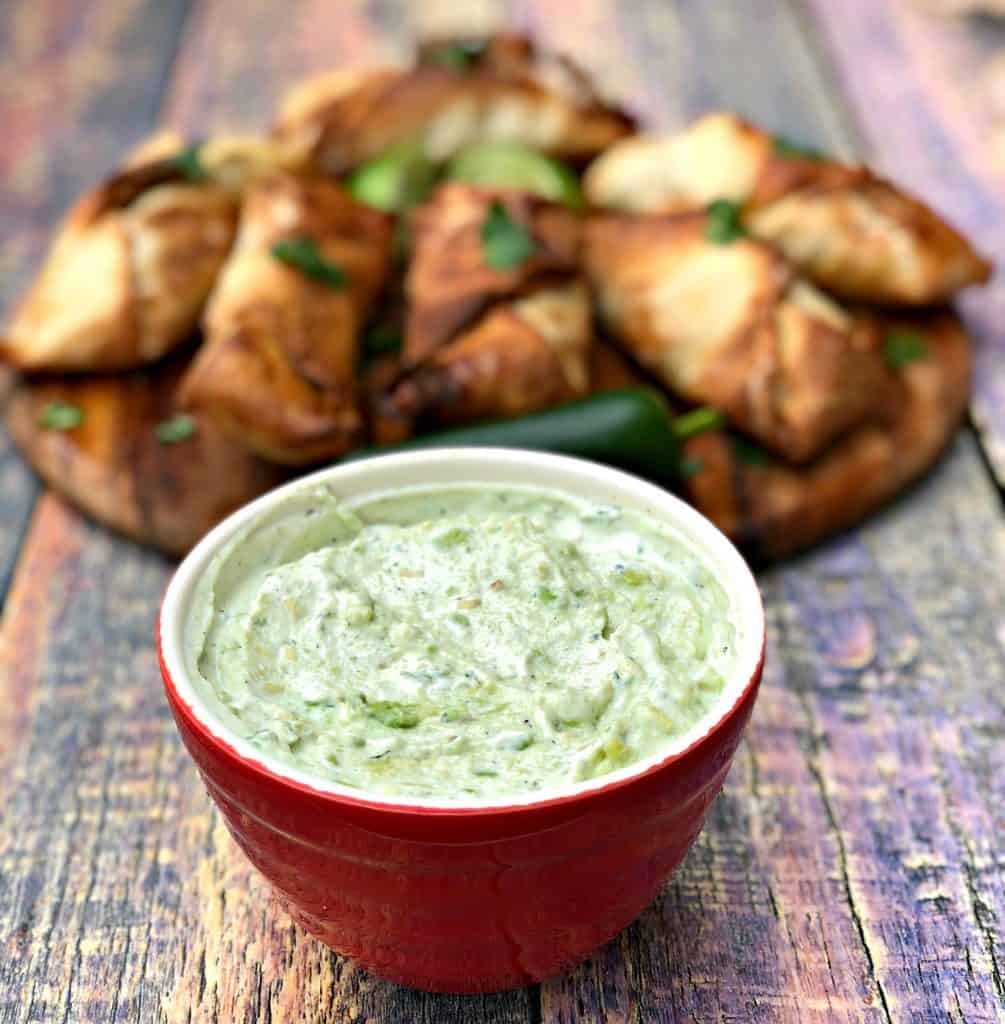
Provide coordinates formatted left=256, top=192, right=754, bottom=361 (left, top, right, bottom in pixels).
left=190, top=484, right=737, bottom=799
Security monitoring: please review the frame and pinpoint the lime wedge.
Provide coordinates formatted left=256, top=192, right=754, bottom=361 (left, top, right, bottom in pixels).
left=445, top=141, right=583, bottom=208
left=346, top=142, right=438, bottom=213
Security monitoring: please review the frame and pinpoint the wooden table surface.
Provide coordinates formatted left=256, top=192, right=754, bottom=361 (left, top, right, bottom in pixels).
left=1, top=2, right=1004, bottom=1021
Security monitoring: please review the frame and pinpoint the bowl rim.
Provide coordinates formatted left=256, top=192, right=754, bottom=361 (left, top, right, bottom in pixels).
left=158, top=447, right=765, bottom=817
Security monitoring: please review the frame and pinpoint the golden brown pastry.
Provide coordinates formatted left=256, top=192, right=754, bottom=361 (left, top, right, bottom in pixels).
left=273, top=34, right=633, bottom=173
left=584, top=112, right=990, bottom=305
left=585, top=211, right=887, bottom=463
left=123, top=131, right=305, bottom=184
left=681, top=312, right=971, bottom=559
left=417, top=32, right=620, bottom=119
left=0, top=132, right=304, bottom=375
left=1, top=146, right=237, bottom=372
left=404, top=183, right=582, bottom=365
left=179, top=171, right=392, bottom=465
left=370, top=182, right=590, bottom=441
left=376, top=280, right=592, bottom=442
left=588, top=337, right=650, bottom=393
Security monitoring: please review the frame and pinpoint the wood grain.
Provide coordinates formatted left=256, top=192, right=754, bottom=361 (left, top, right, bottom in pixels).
left=808, top=0, right=1005, bottom=486
left=0, top=1, right=534, bottom=1022
left=1, top=2, right=1004, bottom=1023
left=541, top=2, right=1005, bottom=1019
left=0, top=0, right=192, bottom=601
left=0, top=370, right=34, bottom=607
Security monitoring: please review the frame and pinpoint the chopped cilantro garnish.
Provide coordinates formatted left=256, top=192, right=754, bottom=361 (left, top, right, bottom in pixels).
left=362, top=325, right=403, bottom=364
left=733, top=435, right=771, bottom=467
left=169, top=144, right=208, bottom=182
left=155, top=413, right=198, bottom=444
left=271, top=237, right=347, bottom=290
left=773, top=134, right=825, bottom=161
left=481, top=201, right=536, bottom=269
left=884, top=330, right=927, bottom=369
left=38, top=401, right=83, bottom=431
left=705, top=199, right=745, bottom=244
left=426, top=39, right=488, bottom=70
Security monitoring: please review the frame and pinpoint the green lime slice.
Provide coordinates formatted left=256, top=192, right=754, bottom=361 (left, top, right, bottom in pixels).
left=445, top=141, right=583, bottom=208
left=346, top=142, right=438, bottom=213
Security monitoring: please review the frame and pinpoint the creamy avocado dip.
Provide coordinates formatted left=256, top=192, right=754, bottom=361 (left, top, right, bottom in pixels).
left=190, top=484, right=737, bottom=799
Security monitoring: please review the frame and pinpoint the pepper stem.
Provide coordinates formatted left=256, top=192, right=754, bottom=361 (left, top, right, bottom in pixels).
left=672, top=406, right=725, bottom=441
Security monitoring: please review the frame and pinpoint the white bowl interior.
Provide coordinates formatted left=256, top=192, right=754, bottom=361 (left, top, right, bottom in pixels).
left=160, top=449, right=765, bottom=810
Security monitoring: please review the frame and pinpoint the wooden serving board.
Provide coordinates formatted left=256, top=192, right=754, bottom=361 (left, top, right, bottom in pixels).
left=3, top=365, right=639, bottom=559
left=4, top=353, right=288, bottom=556
left=3, top=3, right=1005, bottom=1022
left=0, top=341, right=641, bottom=558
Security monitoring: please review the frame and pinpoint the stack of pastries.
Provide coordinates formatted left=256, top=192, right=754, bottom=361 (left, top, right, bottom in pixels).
left=1, top=34, right=989, bottom=557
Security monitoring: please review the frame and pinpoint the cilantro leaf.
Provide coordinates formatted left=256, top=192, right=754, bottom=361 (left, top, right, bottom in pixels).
left=705, top=199, right=745, bottom=244
left=362, top=325, right=402, bottom=364
left=426, top=39, right=488, bottom=70
left=732, top=435, right=771, bottom=467
left=169, top=144, right=207, bottom=182
left=38, top=401, right=83, bottom=431
left=773, top=134, right=825, bottom=161
left=271, top=237, right=348, bottom=289
left=155, top=413, right=198, bottom=444
left=884, top=330, right=927, bottom=369
left=429, top=43, right=473, bottom=69
left=481, top=201, right=536, bottom=269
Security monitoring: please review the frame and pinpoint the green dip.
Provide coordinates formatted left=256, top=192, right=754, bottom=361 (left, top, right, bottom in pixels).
left=190, top=484, right=737, bottom=799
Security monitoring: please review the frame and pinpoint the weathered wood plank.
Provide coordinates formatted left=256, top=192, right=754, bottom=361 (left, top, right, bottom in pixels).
left=774, top=447, right=1005, bottom=1022
left=152, top=5, right=536, bottom=1017
left=0, top=1, right=528, bottom=1022
left=0, top=497, right=536, bottom=1024
left=0, top=0, right=192, bottom=604
left=0, top=371, right=33, bottom=607
left=2, top=2, right=1005, bottom=1023
left=545, top=448, right=1005, bottom=1024
left=0, top=496, right=171, bottom=1024
left=162, top=0, right=406, bottom=132
left=537, top=2, right=1005, bottom=1021
left=808, top=0, right=1005, bottom=485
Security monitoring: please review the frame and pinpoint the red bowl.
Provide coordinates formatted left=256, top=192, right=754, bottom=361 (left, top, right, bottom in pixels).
left=158, top=449, right=765, bottom=993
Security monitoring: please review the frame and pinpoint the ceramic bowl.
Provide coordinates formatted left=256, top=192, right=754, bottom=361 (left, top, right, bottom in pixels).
left=158, top=449, right=765, bottom=993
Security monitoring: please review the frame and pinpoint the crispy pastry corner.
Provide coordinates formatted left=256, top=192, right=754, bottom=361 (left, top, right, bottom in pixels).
left=584, top=111, right=990, bottom=305
left=180, top=171, right=392, bottom=465
left=681, top=311, right=971, bottom=559
left=371, top=183, right=591, bottom=441
left=0, top=142, right=238, bottom=373
left=376, top=280, right=593, bottom=442
left=404, top=183, right=582, bottom=364
left=5, top=354, right=288, bottom=555
left=273, top=33, right=634, bottom=173
left=585, top=211, right=888, bottom=463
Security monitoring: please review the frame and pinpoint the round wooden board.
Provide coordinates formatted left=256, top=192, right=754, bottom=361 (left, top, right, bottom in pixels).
left=2, top=316, right=971, bottom=561
left=4, top=352, right=289, bottom=557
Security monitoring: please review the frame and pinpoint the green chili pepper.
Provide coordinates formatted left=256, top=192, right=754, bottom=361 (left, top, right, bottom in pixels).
left=347, top=390, right=725, bottom=484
